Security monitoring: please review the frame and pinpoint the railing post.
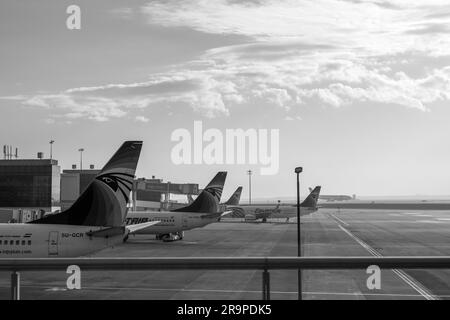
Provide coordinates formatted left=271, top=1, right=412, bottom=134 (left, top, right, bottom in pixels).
left=298, top=268, right=302, bottom=300
left=262, top=269, right=270, bottom=300
left=262, top=270, right=265, bottom=300
left=11, top=271, right=20, bottom=300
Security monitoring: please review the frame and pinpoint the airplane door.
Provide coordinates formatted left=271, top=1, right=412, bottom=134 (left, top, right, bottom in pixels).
left=182, top=216, right=188, bottom=228
left=48, top=231, right=59, bottom=256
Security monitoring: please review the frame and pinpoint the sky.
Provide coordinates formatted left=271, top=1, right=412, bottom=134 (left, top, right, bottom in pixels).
left=1, top=0, right=450, bottom=199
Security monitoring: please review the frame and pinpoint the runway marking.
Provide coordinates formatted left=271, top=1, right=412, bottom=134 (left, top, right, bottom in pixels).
left=2, top=284, right=437, bottom=299
left=337, top=224, right=438, bottom=300
left=328, top=220, right=428, bottom=224
left=45, top=287, right=67, bottom=292
left=303, top=291, right=427, bottom=298
left=328, top=213, right=349, bottom=226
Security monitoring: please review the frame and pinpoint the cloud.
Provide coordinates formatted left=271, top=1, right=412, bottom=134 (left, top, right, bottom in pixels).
left=110, top=7, right=134, bottom=20
left=22, top=94, right=127, bottom=122
left=135, top=115, right=150, bottom=123
left=284, top=115, right=302, bottom=121
left=142, top=0, right=450, bottom=55
left=44, top=118, right=55, bottom=124
left=0, top=95, right=27, bottom=100
left=405, top=23, right=450, bottom=35
left=143, top=0, right=450, bottom=114
left=15, top=43, right=450, bottom=120
left=15, top=73, right=239, bottom=121
left=8, top=0, right=450, bottom=121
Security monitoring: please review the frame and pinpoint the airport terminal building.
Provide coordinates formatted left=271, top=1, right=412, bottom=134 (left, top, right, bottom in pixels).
left=0, top=158, right=60, bottom=221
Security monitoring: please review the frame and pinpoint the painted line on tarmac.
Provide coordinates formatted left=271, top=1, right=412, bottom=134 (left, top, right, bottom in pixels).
left=337, top=224, right=438, bottom=300
left=6, top=284, right=435, bottom=298
left=329, top=213, right=349, bottom=226
left=330, top=219, right=426, bottom=224
left=45, top=287, right=67, bottom=292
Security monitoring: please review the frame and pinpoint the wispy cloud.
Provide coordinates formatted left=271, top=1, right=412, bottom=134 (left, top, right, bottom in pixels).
left=7, top=0, right=450, bottom=121
left=110, top=7, right=134, bottom=20
left=142, top=0, right=450, bottom=56
left=135, top=115, right=150, bottom=123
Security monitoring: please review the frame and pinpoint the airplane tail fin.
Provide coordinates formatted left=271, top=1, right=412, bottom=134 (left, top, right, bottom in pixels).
left=301, top=186, right=321, bottom=208
left=224, top=186, right=243, bottom=206
left=30, top=141, right=143, bottom=227
left=173, top=172, right=227, bottom=213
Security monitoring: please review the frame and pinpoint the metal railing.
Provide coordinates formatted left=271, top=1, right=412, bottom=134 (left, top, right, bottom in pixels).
left=1, top=256, right=450, bottom=300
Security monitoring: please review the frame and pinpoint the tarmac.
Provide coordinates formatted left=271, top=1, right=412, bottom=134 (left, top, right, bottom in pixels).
left=1, top=208, right=450, bottom=300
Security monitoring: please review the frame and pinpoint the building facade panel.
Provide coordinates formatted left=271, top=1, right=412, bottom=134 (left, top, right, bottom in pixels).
left=0, top=159, right=60, bottom=211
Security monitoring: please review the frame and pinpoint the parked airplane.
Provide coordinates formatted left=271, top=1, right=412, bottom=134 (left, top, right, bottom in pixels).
left=217, top=186, right=243, bottom=221
left=310, top=187, right=353, bottom=202
left=227, top=186, right=322, bottom=222
left=0, top=141, right=158, bottom=258
left=187, top=185, right=242, bottom=207
left=125, top=172, right=229, bottom=241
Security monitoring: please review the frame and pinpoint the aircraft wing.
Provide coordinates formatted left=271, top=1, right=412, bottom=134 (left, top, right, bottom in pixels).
left=125, top=220, right=161, bottom=234
left=86, top=221, right=161, bottom=237
left=87, top=227, right=124, bottom=238
left=199, top=211, right=231, bottom=219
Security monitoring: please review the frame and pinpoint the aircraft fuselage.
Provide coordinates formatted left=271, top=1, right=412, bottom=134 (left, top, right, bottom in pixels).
left=0, top=224, right=124, bottom=258
left=227, top=205, right=318, bottom=221
left=125, top=211, right=220, bottom=234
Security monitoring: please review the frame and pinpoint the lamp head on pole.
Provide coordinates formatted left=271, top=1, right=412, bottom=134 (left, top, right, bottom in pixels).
left=295, top=167, right=303, bottom=174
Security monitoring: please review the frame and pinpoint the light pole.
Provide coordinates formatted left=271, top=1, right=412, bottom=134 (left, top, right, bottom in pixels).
left=49, top=140, right=55, bottom=160
left=78, top=148, right=84, bottom=172
left=166, top=181, right=171, bottom=210
left=295, top=166, right=303, bottom=300
left=247, top=170, right=252, bottom=205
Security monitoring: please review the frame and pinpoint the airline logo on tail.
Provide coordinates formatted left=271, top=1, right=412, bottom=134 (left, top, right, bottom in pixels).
left=97, top=172, right=135, bottom=203
left=224, top=186, right=243, bottom=206
left=203, top=171, right=227, bottom=202
left=172, top=171, right=227, bottom=213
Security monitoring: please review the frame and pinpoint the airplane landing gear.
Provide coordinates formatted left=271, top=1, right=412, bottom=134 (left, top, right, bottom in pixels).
left=157, top=232, right=184, bottom=242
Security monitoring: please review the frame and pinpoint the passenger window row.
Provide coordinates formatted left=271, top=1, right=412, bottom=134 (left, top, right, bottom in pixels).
left=151, top=218, right=174, bottom=222
left=0, top=239, right=32, bottom=246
